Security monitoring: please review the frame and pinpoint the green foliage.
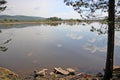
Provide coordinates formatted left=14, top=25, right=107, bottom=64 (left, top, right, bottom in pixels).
left=0, top=0, right=7, bottom=12
left=47, top=17, right=62, bottom=21
left=0, top=0, right=7, bottom=52
left=64, top=0, right=120, bottom=19
left=2, top=18, right=19, bottom=22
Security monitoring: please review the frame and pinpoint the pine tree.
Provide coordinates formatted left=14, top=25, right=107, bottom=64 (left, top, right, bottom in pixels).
left=64, top=0, right=120, bottom=79
left=0, top=0, right=7, bottom=12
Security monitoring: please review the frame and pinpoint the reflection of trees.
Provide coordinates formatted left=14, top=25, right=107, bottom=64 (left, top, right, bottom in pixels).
left=0, top=30, right=1, bottom=33
left=64, top=0, right=118, bottom=79
left=115, top=24, right=120, bottom=31
left=0, top=25, right=12, bottom=53
left=90, top=23, right=120, bottom=35
left=0, top=30, right=12, bottom=52
left=90, top=23, right=107, bottom=35
left=0, top=0, right=8, bottom=52
left=64, top=22, right=80, bottom=26
left=0, top=26, right=12, bottom=52
left=0, top=46, right=8, bottom=52
left=42, top=22, right=62, bottom=26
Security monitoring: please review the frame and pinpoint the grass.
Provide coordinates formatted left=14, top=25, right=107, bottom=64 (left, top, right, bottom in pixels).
left=0, top=67, right=22, bottom=80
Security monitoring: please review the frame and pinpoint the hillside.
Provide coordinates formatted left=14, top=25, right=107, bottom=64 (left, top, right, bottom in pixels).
left=0, top=15, right=46, bottom=21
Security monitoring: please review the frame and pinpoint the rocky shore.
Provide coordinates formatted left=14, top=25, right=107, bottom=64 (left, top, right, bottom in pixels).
left=0, top=66, right=120, bottom=80
left=0, top=67, right=21, bottom=80
left=32, top=67, right=102, bottom=80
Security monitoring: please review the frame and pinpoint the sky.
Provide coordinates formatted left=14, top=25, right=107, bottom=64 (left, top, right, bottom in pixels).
left=0, top=0, right=81, bottom=19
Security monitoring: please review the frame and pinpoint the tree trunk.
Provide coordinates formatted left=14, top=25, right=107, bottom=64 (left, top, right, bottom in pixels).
left=104, top=0, right=115, bottom=80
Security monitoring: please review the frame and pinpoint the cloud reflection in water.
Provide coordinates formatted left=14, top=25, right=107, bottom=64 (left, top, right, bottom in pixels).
left=83, top=44, right=107, bottom=53
left=88, top=38, right=96, bottom=43
left=66, top=33, right=83, bottom=40
left=115, top=35, right=120, bottom=47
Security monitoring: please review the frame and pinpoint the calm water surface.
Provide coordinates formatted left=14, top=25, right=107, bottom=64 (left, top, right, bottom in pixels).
left=0, top=22, right=120, bottom=75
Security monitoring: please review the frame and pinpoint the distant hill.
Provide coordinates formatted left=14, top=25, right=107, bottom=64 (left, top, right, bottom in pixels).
left=0, top=15, right=46, bottom=21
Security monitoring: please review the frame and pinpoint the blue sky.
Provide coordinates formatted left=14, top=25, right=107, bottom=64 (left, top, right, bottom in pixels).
left=0, top=0, right=81, bottom=19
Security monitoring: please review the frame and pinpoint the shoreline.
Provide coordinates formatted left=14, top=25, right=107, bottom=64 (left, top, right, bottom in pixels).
left=0, top=20, right=109, bottom=25
left=0, top=66, right=120, bottom=80
left=0, top=67, right=102, bottom=80
left=0, top=21, right=63, bottom=25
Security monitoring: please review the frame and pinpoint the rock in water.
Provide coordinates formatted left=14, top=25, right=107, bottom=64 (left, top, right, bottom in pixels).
left=67, top=68, right=75, bottom=75
left=54, top=67, right=69, bottom=75
left=34, top=68, right=48, bottom=78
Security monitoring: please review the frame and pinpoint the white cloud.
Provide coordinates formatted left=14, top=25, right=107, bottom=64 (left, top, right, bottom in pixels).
left=1, top=0, right=81, bottom=19
left=54, top=11, right=81, bottom=19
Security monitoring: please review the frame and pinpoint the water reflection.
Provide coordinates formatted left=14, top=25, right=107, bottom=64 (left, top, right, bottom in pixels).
left=0, top=29, right=12, bottom=52
left=0, top=46, right=8, bottom=52
left=0, top=24, right=42, bottom=29
left=66, top=33, right=83, bottom=40
left=90, top=22, right=120, bottom=35
left=83, top=44, right=107, bottom=53
left=115, top=23, right=120, bottom=31
left=42, top=22, right=62, bottom=26
left=56, top=44, right=63, bottom=48
left=0, top=38, right=12, bottom=52
left=64, top=22, right=80, bottom=26
left=88, top=38, right=96, bottom=43
left=0, top=22, right=120, bottom=75
left=115, top=35, right=120, bottom=47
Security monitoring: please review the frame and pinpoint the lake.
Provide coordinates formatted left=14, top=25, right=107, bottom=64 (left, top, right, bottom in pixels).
left=0, top=22, right=120, bottom=75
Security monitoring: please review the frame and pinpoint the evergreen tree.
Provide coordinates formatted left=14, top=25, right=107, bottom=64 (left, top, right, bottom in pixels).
left=0, top=0, right=7, bottom=52
left=0, top=0, right=7, bottom=12
left=64, top=0, right=120, bottom=80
